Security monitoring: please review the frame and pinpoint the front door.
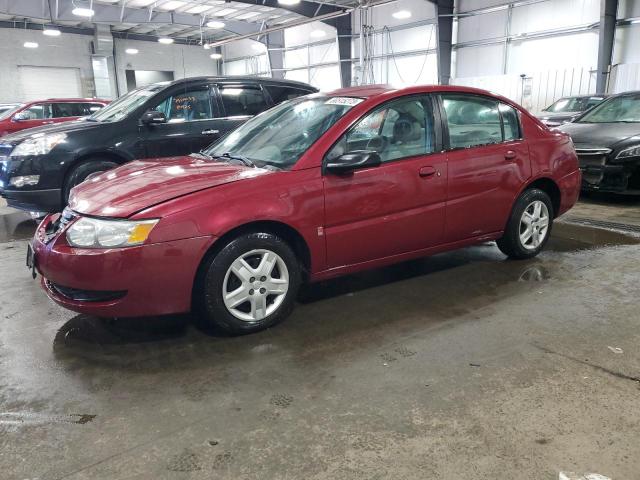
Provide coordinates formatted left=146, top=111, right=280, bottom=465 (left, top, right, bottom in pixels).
left=438, top=94, right=531, bottom=242
left=323, top=95, right=447, bottom=268
left=9, top=103, right=53, bottom=133
left=141, top=83, right=219, bottom=158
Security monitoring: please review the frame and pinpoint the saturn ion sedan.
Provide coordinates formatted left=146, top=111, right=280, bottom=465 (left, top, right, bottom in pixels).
left=29, top=85, right=581, bottom=335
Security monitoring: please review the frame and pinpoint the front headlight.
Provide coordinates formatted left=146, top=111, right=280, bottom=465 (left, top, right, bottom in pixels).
left=616, top=145, right=640, bottom=160
left=66, top=217, right=159, bottom=248
left=10, top=132, right=67, bottom=157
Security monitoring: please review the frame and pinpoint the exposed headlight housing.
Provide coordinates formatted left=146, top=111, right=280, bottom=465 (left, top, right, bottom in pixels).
left=9, top=175, right=40, bottom=187
left=10, top=132, right=67, bottom=157
left=616, top=145, right=640, bottom=160
left=66, top=217, right=159, bottom=248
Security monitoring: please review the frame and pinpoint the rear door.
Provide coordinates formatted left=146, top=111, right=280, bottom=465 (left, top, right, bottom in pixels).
left=438, top=93, right=530, bottom=242
left=141, top=81, right=218, bottom=158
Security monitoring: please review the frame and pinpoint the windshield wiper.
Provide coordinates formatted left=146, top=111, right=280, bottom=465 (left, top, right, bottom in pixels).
left=220, top=152, right=256, bottom=168
left=190, top=151, right=214, bottom=160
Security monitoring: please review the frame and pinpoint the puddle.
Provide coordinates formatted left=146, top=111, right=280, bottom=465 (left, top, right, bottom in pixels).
left=547, top=222, right=640, bottom=252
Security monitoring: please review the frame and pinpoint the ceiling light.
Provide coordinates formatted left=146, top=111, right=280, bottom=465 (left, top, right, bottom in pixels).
left=72, top=7, right=94, bottom=17
left=126, top=48, right=139, bottom=54
left=278, top=0, right=300, bottom=5
left=24, top=41, right=39, bottom=48
left=206, top=20, right=225, bottom=29
left=213, top=8, right=237, bottom=16
left=210, top=53, right=222, bottom=59
left=43, top=28, right=61, bottom=37
left=158, top=37, right=174, bottom=44
left=310, top=29, right=326, bottom=38
left=203, top=43, right=211, bottom=49
left=392, top=10, right=412, bottom=19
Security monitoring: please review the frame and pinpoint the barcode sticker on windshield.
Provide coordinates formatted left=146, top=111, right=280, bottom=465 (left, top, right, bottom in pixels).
left=325, top=97, right=364, bottom=106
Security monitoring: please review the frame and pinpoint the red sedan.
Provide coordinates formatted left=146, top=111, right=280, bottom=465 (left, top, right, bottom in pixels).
left=0, top=98, right=109, bottom=137
left=30, top=85, right=580, bottom=334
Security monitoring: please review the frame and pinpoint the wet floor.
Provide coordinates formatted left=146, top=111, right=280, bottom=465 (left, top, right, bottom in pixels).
left=1, top=214, right=640, bottom=479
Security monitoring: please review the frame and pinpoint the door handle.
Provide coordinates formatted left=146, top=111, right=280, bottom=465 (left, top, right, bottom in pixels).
left=202, top=129, right=220, bottom=135
left=419, top=166, right=438, bottom=177
left=504, top=150, right=517, bottom=160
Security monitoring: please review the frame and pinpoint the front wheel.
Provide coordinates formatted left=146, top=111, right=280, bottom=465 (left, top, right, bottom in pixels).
left=197, top=233, right=302, bottom=335
left=497, top=188, right=554, bottom=260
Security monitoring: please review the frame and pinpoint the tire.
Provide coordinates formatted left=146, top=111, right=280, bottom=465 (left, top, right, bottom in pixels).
left=197, top=232, right=302, bottom=335
left=63, top=159, right=119, bottom=204
left=497, top=188, right=554, bottom=260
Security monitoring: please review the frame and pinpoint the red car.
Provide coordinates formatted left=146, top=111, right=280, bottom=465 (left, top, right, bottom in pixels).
left=30, top=85, right=580, bottom=334
left=0, top=98, right=109, bottom=137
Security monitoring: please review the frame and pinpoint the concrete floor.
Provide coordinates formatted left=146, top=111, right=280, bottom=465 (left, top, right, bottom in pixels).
left=1, top=198, right=640, bottom=480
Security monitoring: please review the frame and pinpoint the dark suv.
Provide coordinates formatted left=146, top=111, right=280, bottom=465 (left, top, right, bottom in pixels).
left=0, top=76, right=317, bottom=212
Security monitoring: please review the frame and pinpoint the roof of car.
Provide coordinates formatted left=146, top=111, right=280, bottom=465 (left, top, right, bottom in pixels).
left=324, top=84, right=517, bottom=101
left=167, top=76, right=318, bottom=90
left=24, top=98, right=110, bottom=103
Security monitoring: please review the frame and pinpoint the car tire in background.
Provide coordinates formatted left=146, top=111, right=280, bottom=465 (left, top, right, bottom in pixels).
left=497, top=188, right=554, bottom=260
left=197, top=232, right=302, bottom=335
left=63, top=159, right=119, bottom=204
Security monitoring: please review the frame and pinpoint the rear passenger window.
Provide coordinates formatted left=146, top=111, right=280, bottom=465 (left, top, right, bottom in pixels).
left=500, top=103, right=521, bottom=141
left=265, top=86, right=310, bottom=105
left=219, top=86, right=269, bottom=117
left=84, top=103, right=104, bottom=115
left=442, top=94, right=502, bottom=149
left=52, top=103, right=84, bottom=118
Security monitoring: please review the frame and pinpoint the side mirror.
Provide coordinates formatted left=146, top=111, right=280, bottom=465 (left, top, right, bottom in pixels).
left=141, top=110, right=167, bottom=125
left=326, top=150, right=382, bottom=174
left=12, top=112, right=29, bottom=122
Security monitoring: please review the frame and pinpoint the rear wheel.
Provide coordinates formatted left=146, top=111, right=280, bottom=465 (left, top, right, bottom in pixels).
left=63, top=159, right=118, bottom=204
left=197, top=232, right=301, bottom=335
left=497, top=188, right=553, bottom=259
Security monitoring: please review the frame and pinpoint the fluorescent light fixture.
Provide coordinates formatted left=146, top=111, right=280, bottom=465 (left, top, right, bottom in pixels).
left=203, top=43, right=211, bottom=49
left=210, top=53, right=222, bottom=59
left=72, top=7, right=94, bottom=17
left=43, top=28, right=61, bottom=37
left=213, top=8, right=237, bottom=16
left=126, top=48, right=139, bottom=54
left=23, top=42, right=39, bottom=48
left=392, top=10, right=412, bottom=19
left=278, top=0, right=300, bottom=5
left=310, top=29, right=326, bottom=38
left=206, top=20, right=225, bottom=28
left=158, top=37, right=174, bottom=44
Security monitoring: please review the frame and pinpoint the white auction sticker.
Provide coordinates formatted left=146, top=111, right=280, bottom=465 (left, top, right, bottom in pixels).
left=325, top=97, right=364, bottom=106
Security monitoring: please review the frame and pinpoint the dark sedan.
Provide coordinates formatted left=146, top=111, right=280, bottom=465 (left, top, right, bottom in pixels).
left=0, top=76, right=317, bottom=213
left=559, top=91, right=640, bottom=194
left=537, top=94, right=607, bottom=127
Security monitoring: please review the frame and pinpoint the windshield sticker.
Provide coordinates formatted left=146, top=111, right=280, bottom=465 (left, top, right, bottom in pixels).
left=325, top=97, right=364, bottom=106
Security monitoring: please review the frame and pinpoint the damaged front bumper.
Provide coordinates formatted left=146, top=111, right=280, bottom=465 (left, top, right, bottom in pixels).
left=576, top=148, right=640, bottom=194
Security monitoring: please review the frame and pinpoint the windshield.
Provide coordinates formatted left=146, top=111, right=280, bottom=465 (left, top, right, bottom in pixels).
left=577, top=94, right=640, bottom=123
left=205, top=96, right=362, bottom=168
left=544, top=96, right=604, bottom=113
left=89, top=83, right=168, bottom=123
left=0, top=104, right=23, bottom=121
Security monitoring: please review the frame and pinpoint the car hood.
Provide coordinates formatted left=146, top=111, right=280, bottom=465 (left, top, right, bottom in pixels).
left=537, top=111, right=580, bottom=122
left=0, top=119, right=102, bottom=144
left=68, top=156, right=272, bottom=218
left=558, top=121, right=640, bottom=148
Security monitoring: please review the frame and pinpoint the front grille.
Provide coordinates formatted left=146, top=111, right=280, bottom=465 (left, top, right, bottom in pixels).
left=46, top=280, right=127, bottom=302
left=575, top=148, right=610, bottom=168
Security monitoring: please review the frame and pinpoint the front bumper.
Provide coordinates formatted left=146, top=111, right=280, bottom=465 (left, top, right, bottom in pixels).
left=1, top=187, right=61, bottom=212
left=32, top=214, right=215, bottom=318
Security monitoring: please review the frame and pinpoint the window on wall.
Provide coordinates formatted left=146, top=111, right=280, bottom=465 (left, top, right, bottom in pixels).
left=218, top=86, right=269, bottom=117
left=153, top=88, right=213, bottom=123
left=442, top=94, right=503, bottom=148
left=327, top=96, right=435, bottom=163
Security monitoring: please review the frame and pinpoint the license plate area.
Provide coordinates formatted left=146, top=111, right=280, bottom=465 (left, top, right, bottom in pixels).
left=26, top=243, right=37, bottom=279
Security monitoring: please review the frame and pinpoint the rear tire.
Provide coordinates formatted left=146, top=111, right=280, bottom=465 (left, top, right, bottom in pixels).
left=497, top=188, right=554, bottom=260
left=63, top=159, right=118, bottom=205
left=197, top=232, right=301, bottom=335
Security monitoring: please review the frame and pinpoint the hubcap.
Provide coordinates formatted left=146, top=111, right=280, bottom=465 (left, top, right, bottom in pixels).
left=519, top=200, right=550, bottom=250
left=222, top=249, right=289, bottom=322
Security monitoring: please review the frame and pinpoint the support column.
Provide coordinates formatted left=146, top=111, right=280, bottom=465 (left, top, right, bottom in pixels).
left=329, top=14, right=352, bottom=88
left=436, top=0, right=454, bottom=85
left=266, top=30, right=285, bottom=79
left=596, top=0, right=618, bottom=94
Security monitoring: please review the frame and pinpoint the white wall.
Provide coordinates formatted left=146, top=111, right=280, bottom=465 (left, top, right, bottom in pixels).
left=0, top=29, right=95, bottom=102
left=114, top=38, right=218, bottom=94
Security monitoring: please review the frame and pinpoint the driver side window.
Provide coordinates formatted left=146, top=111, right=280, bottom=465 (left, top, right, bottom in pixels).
left=328, top=96, right=435, bottom=163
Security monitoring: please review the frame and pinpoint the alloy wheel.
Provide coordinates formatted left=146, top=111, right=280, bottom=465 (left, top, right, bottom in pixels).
left=519, top=200, right=550, bottom=250
left=222, top=249, right=289, bottom=322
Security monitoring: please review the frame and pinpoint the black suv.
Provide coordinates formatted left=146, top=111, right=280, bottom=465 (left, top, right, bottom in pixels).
left=0, top=76, right=317, bottom=212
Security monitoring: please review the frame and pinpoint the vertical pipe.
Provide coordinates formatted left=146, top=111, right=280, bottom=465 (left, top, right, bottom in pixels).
left=596, top=0, right=618, bottom=93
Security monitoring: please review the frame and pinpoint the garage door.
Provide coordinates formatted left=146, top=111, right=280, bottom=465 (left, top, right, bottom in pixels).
left=17, top=66, right=82, bottom=101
